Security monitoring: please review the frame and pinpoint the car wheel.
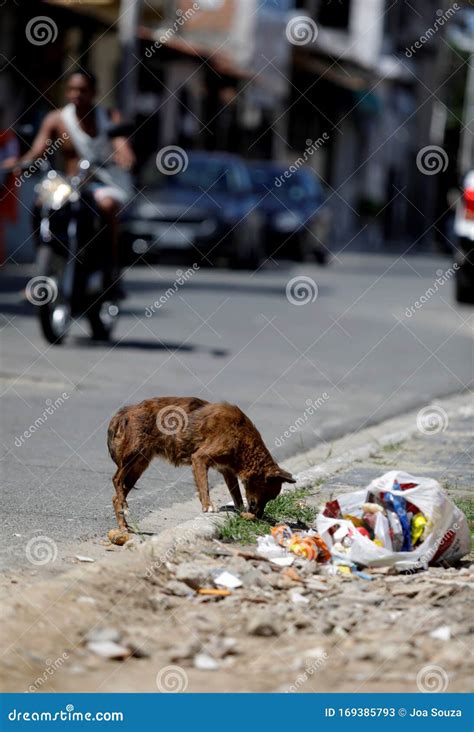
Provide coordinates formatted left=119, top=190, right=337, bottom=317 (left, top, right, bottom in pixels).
left=298, top=231, right=330, bottom=265
left=455, top=252, right=474, bottom=304
left=230, top=218, right=264, bottom=270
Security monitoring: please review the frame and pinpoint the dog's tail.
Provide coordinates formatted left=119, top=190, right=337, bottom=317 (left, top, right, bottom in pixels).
left=107, top=409, right=128, bottom=465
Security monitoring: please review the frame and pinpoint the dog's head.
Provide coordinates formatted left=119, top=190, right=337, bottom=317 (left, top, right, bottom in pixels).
left=244, top=465, right=296, bottom=518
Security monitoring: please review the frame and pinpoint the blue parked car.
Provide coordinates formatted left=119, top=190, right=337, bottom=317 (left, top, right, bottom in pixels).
left=247, top=162, right=332, bottom=264
left=122, top=151, right=264, bottom=269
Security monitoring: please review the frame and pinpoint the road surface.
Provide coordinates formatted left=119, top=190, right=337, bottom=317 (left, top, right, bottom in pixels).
left=0, top=253, right=472, bottom=569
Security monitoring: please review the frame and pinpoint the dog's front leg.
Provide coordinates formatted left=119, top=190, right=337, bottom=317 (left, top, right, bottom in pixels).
left=191, top=453, right=215, bottom=512
left=221, top=469, right=244, bottom=511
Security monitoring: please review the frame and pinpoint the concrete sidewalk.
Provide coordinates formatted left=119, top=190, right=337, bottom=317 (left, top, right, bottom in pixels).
left=0, top=393, right=472, bottom=693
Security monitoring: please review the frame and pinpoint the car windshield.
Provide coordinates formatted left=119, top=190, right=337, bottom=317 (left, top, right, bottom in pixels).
left=142, top=157, right=243, bottom=194
left=249, top=167, right=321, bottom=202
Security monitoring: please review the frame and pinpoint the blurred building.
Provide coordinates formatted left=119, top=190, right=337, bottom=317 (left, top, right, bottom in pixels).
left=138, top=0, right=294, bottom=161
left=0, top=0, right=469, bottom=259
left=287, top=0, right=459, bottom=247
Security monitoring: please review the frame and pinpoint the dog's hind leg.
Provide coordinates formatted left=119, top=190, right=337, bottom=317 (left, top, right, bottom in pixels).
left=112, top=453, right=150, bottom=530
left=221, top=468, right=243, bottom=511
left=112, top=468, right=128, bottom=530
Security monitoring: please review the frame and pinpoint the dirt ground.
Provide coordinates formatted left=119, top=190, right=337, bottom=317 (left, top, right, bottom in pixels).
left=1, top=533, right=472, bottom=694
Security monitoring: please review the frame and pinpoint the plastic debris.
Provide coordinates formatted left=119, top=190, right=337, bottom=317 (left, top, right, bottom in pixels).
left=270, top=525, right=331, bottom=563
left=213, top=571, right=243, bottom=589
left=87, top=641, right=131, bottom=659
left=75, top=555, right=95, bottom=563
left=316, top=470, right=471, bottom=571
left=430, top=625, right=451, bottom=641
left=256, top=535, right=295, bottom=566
left=194, top=653, right=221, bottom=671
left=289, top=590, right=309, bottom=604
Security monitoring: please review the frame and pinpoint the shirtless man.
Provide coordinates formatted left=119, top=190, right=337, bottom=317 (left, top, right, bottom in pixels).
left=17, top=69, right=135, bottom=295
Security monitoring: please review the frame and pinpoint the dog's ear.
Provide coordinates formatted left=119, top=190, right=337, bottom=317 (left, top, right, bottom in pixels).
left=266, top=465, right=296, bottom=484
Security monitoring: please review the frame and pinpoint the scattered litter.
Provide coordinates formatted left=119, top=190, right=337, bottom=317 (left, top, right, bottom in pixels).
left=316, top=471, right=471, bottom=572
left=256, top=535, right=294, bottom=566
left=75, top=555, right=95, bottom=563
left=76, top=595, right=97, bottom=605
left=85, top=627, right=121, bottom=643
left=197, top=588, right=231, bottom=597
left=213, top=571, right=243, bottom=589
left=269, top=556, right=295, bottom=567
left=194, top=653, right=220, bottom=671
left=256, top=525, right=330, bottom=568
left=289, top=590, right=309, bottom=604
left=86, top=641, right=131, bottom=660
left=13, top=533, right=21, bottom=537
left=430, top=625, right=451, bottom=641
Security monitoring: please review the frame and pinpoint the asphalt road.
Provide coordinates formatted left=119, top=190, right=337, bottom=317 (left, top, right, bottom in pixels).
left=1, top=253, right=472, bottom=569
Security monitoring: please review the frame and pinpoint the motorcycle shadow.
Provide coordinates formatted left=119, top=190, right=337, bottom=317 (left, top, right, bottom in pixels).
left=74, top=336, right=228, bottom=358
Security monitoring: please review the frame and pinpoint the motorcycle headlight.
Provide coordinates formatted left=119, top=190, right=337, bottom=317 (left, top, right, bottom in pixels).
left=35, top=172, right=73, bottom=210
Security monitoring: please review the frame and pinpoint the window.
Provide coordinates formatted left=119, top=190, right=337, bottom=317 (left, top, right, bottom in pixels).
left=318, top=0, right=351, bottom=29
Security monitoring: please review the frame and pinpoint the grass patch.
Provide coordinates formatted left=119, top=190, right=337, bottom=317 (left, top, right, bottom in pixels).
left=218, top=488, right=317, bottom=544
left=454, top=497, right=474, bottom=544
left=382, top=442, right=404, bottom=453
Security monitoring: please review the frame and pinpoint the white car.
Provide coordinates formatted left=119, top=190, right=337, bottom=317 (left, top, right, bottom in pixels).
left=454, top=171, right=474, bottom=303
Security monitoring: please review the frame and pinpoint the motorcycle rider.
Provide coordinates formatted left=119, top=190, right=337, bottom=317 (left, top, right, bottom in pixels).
left=14, top=68, right=135, bottom=296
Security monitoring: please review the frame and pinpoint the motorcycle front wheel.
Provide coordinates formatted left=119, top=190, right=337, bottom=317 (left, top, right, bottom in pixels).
left=35, top=245, right=70, bottom=345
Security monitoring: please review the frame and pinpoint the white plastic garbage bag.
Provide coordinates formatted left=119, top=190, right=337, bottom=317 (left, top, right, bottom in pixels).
left=316, top=471, right=471, bottom=571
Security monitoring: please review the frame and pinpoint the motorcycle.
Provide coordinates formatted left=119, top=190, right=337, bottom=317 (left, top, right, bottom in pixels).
left=30, top=159, right=121, bottom=344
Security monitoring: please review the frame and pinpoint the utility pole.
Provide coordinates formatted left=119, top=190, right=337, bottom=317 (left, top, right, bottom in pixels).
left=118, top=0, right=143, bottom=120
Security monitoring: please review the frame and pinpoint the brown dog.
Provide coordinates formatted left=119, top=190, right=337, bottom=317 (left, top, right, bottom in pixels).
left=107, top=397, right=295, bottom=530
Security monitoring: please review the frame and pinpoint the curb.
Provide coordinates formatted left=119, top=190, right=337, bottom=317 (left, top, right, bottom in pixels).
left=140, top=390, right=473, bottom=556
